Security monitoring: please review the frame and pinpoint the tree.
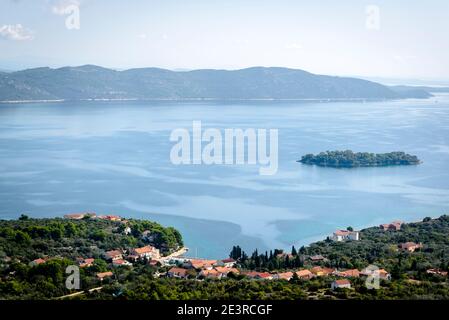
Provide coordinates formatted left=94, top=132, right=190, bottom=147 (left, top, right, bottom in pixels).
left=90, top=259, right=108, bottom=272
left=295, top=254, right=303, bottom=268
left=291, top=245, right=297, bottom=256
left=289, top=272, right=300, bottom=284
left=15, top=230, right=31, bottom=244
left=347, top=226, right=354, bottom=232
left=90, top=230, right=107, bottom=241
left=19, top=214, right=29, bottom=221
left=230, top=246, right=242, bottom=260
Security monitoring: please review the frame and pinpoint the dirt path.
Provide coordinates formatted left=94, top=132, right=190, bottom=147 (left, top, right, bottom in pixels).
left=56, top=286, right=102, bottom=299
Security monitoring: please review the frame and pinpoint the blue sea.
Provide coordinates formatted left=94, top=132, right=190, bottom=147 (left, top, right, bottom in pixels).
left=1, top=94, right=449, bottom=258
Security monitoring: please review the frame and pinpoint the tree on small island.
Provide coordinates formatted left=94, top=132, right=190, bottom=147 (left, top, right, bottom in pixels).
left=298, top=150, right=421, bottom=168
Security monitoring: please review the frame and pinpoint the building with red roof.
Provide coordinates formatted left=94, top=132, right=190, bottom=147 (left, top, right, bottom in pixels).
left=331, top=279, right=351, bottom=290
left=167, top=267, right=189, bottom=279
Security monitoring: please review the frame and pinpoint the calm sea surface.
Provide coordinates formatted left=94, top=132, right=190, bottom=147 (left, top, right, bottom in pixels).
left=1, top=95, right=449, bottom=258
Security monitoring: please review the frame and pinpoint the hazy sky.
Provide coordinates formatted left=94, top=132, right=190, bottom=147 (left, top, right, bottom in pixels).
left=1, top=0, right=448, bottom=79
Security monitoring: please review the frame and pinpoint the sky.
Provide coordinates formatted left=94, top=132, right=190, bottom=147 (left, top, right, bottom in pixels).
left=0, top=0, right=448, bottom=80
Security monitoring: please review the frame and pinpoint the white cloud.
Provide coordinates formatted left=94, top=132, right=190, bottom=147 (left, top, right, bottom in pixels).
left=0, top=24, right=34, bottom=41
left=137, top=33, right=148, bottom=40
left=51, top=0, right=80, bottom=15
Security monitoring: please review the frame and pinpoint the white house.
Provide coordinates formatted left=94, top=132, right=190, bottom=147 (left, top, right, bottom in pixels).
left=360, top=267, right=391, bottom=280
left=215, top=258, right=236, bottom=268
left=130, top=245, right=160, bottom=259
left=104, top=250, right=123, bottom=261
left=331, top=230, right=360, bottom=241
left=167, top=267, right=189, bottom=279
left=331, top=279, right=351, bottom=290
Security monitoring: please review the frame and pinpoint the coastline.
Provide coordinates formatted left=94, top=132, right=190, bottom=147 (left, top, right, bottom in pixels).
left=274, top=213, right=440, bottom=259
left=0, top=97, right=416, bottom=104
left=2, top=96, right=449, bottom=260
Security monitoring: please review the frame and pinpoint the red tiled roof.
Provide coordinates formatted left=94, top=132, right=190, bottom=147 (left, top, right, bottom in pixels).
left=334, top=230, right=350, bottom=236
left=96, top=271, right=113, bottom=279
left=98, top=215, right=121, bottom=221
left=31, top=258, right=46, bottom=265
left=381, top=221, right=403, bottom=230
left=215, top=267, right=239, bottom=274
left=168, top=267, right=188, bottom=276
left=323, top=268, right=335, bottom=275
left=243, top=271, right=259, bottom=278
left=296, top=269, right=313, bottom=277
left=200, top=269, right=220, bottom=278
left=134, top=246, right=156, bottom=254
left=311, top=266, right=324, bottom=274
left=189, top=259, right=217, bottom=264
left=334, top=279, right=350, bottom=285
left=187, top=259, right=217, bottom=269
left=339, top=269, right=360, bottom=277
left=257, top=272, right=272, bottom=279
left=105, top=250, right=122, bottom=257
left=276, top=272, right=293, bottom=280
left=78, top=258, right=95, bottom=267
left=243, top=271, right=272, bottom=279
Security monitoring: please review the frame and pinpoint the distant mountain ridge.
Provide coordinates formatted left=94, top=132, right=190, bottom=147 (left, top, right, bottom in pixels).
left=0, top=65, right=433, bottom=102
left=389, top=85, right=449, bottom=94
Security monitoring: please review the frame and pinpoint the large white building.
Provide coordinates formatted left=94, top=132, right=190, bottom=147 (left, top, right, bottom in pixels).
left=130, top=245, right=160, bottom=259
left=331, top=230, right=360, bottom=241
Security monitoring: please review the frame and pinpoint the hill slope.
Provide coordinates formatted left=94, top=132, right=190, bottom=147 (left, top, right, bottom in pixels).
left=0, top=65, right=432, bottom=101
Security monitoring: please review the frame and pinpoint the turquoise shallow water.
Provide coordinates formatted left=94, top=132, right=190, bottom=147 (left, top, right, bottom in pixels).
left=1, top=95, right=449, bottom=258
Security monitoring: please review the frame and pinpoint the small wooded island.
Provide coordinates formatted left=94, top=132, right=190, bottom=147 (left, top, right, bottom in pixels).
left=298, top=150, right=421, bottom=168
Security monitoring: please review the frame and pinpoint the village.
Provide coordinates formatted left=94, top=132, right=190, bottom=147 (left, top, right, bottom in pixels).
left=24, top=213, right=444, bottom=292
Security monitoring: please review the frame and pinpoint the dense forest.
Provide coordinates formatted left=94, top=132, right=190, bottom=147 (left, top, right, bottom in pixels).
left=0, top=215, right=182, bottom=260
left=86, top=275, right=449, bottom=300
left=298, top=150, right=421, bottom=168
left=0, top=215, right=183, bottom=299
